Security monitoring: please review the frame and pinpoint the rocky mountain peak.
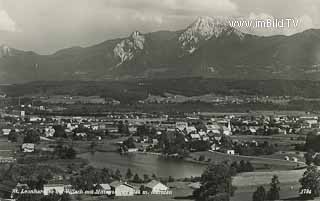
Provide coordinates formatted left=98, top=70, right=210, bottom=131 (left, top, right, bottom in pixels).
left=179, top=16, right=244, bottom=53
left=113, top=31, right=146, bottom=66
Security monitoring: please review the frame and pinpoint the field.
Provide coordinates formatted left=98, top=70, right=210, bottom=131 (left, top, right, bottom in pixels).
left=68, top=174, right=305, bottom=201
left=0, top=136, right=18, bottom=157
left=188, top=151, right=305, bottom=171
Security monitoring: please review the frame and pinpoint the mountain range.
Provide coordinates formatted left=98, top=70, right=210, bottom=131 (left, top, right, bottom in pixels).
left=1, top=16, right=320, bottom=83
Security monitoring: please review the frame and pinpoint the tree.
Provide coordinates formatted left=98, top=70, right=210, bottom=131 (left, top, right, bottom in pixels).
left=194, top=162, right=235, bottom=201
left=267, top=175, right=280, bottom=201
left=314, top=154, right=320, bottom=166
left=199, top=155, right=205, bottom=161
left=115, top=169, right=122, bottom=180
left=239, top=160, right=246, bottom=172
left=152, top=173, right=157, bottom=180
left=305, top=150, right=315, bottom=166
left=252, top=186, right=266, bottom=201
left=123, top=137, right=136, bottom=149
left=117, top=121, right=129, bottom=134
left=52, top=125, right=67, bottom=138
left=65, top=147, right=76, bottom=159
left=299, top=165, right=320, bottom=199
left=101, top=168, right=112, bottom=183
left=168, top=176, right=175, bottom=183
left=133, top=174, right=142, bottom=183
left=23, top=129, right=40, bottom=143
left=56, top=146, right=76, bottom=159
left=245, top=161, right=254, bottom=172
left=126, top=168, right=133, bottom=180
left=230, top=161, right=238, bottom=176
left=60, top=193, right=71, bottom=201
left=143, top=174, right=150, bottom=182
left=8, top=129, right=18, bottom=142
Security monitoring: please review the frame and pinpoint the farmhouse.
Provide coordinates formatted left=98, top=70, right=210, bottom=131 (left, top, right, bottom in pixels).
left=1, top=129, right=11, bottom=136
left=227, top=150, right=235, bottom=155
left=96, top=183, right=111, bottom=191
left=110, top=181, right=135, bottom=196
left=43, top=184, right=65, bottom=195
left=145, top=180, right=170, bottom=194
left=21, top=143, right=35, bottom=153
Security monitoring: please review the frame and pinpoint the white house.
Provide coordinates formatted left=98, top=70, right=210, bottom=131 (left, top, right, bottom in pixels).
left=97, top=183, right=111, bottom=191
left=43, top=184, right=65, bottom=195
left=21, top=143, right=35, bottom=153
left=1, top=129, right=11, bottom=136
left=176, top=122, right=188, bottom=131
left=145, top=180, right=170, bottom=194
left=95, top=183, right=113, bottom=195
left=227, top=150, right=235, bottom=155
left=110, top=181, right=135, bottom=196
left=44, top=127, right=55, bottom=137
left=75, top=132, right=87, bottom=137
left=190, top=133, right=201, bottom=141
left=186, top=126, right=197, bottom=134
left=127, top=148, right=139, bottom=153
left=206, top=124, right=220, bottom=134
left=291, top=157, right=298, bottom=162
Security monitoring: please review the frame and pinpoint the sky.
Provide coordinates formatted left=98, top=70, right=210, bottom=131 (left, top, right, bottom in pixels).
left=0, top=0, right=319, bottom=54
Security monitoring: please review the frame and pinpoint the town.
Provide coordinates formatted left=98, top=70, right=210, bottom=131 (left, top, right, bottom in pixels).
left=1, top=93, right=320, bottom=201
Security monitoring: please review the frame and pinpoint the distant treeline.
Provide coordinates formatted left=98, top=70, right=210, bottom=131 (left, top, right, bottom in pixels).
left=3, top=78, right=320, bottom=104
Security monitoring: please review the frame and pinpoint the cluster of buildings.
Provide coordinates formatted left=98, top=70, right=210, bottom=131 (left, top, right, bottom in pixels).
left=11, top=180, right=171, bottom=198
left=1, top=110, right=320, bottom=154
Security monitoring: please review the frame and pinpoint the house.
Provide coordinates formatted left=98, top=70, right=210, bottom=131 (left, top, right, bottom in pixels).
left=206, top=124, right=221, bottom=134
left=97, top=183, right=111, bottom=191
left=29, top=116, right=42, bottom=122
left=128, top=126, right=137, bottom=134
left=127, top=148, right=139, bottom=153
left=190, top=133, right=201, bottom=141
left=14, top=183, right=29, bottom=191
left=176, top=122, right=188, bottom=131
left=21, top=143, right=35, bottom=153
left=227, top=150, right=235, bottom=155
left=95, top=183, right=113, bottom=195
left=75, top=132, right=87, bottom=137
left=44, top=126, right=55, bottom=137
left=186, top=126, right=197, bottom=134
left=1, top=129, right=11, bottom=136
left=43, top=184, right=65, bottom=195
left=106, top=126, right=118, bottom=133
left=210, top=143, right=220, bottom=151
left=110, top=181, right=135, bottom=196
left=144, top=180, right=170, bottom=195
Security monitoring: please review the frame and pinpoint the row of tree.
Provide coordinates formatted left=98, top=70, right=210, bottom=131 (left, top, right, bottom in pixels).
left=252, top=175, right=280, bottom=201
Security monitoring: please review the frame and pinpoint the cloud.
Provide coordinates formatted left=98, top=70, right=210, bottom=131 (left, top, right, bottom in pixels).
left=241, top=12, right=316, bottom=36
left=0, top=9, right=16, bottom=32
left=1, top=0, right=320, bottom=54
left=163, top=0, right=237, bottom=14
left=108, top=0, right=238, bottom=16
left=132, top=12, right=163, bottom=25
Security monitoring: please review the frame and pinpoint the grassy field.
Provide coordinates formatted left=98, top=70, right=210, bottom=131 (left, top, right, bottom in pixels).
left=0, top=136, right=18, bottom=157
left=188, top=151, right=305, bottom=171
left=231, top=134, right=305, bottom=148
left=68, top=176, right=304, bottom=201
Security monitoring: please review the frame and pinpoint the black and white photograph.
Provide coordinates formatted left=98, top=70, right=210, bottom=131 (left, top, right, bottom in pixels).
left=1, top=0, right=320, bottom=200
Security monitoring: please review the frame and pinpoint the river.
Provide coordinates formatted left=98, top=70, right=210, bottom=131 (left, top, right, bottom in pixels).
left=78, top=151, right=207, bottom=178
